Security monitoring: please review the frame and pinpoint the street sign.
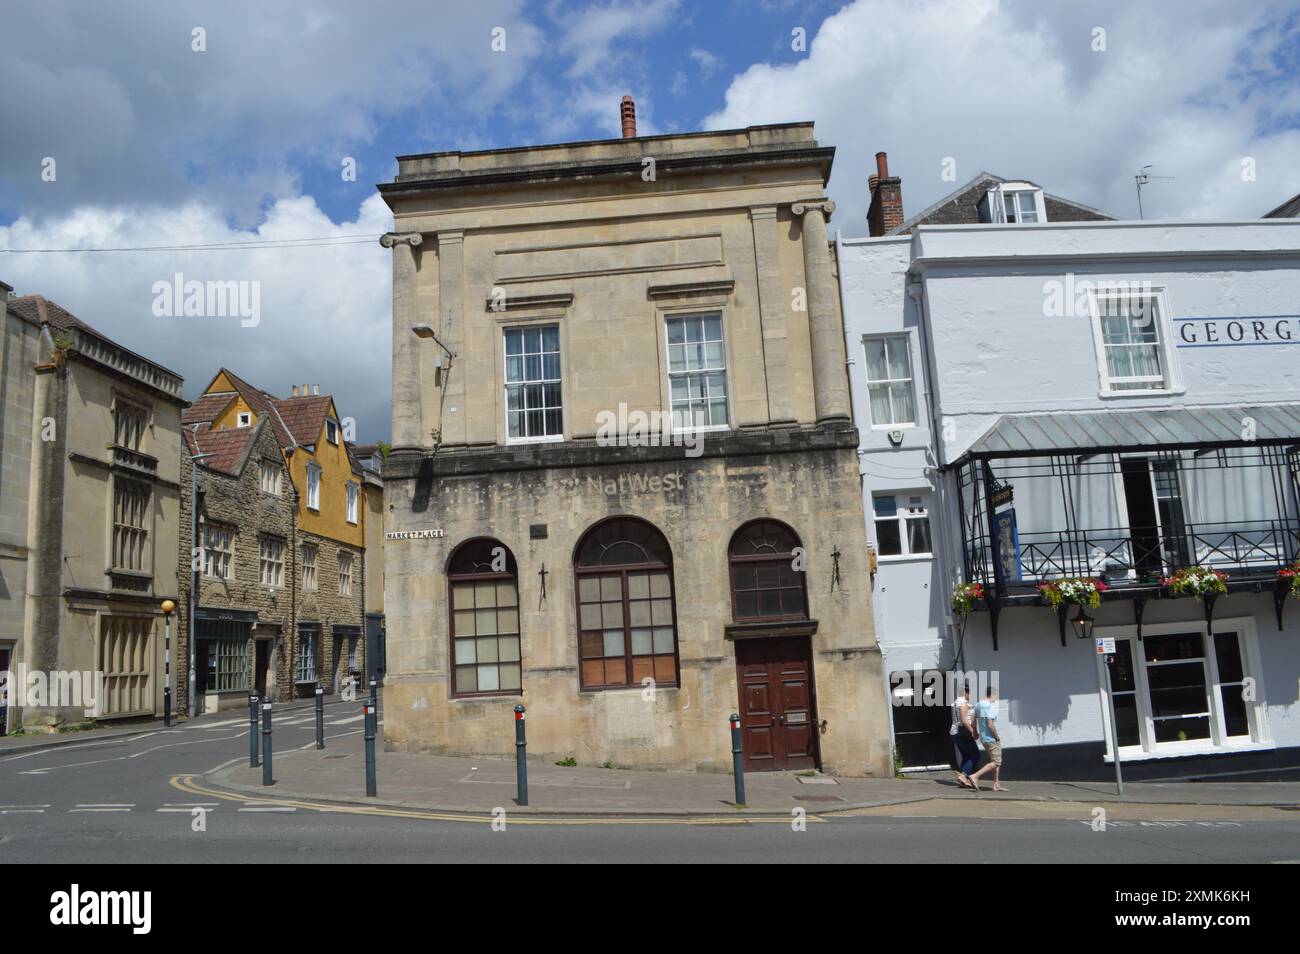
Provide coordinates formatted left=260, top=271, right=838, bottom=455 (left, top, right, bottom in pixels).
left=1095, top=637, right=1116, bottom=655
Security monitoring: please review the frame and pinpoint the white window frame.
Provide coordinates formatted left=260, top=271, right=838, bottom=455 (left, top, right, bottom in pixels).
left=1094, top=617, right=1272, bottom=763
left=306, top=463, right=321, bottom=511
left=988, top=183, right=1046, bottom=224
left=1087, top=286, right=1183, bottom=397
left=861, top=333, right=918, bottom=429
left=871, top=491, right=933, bottom=560
left=236, top=411, right=252, bottom=428
left=664, top=311, right=731, bottom=434
left=301, top=543, right=318, bottom=591
left=260, top=459, right=281, bottom=496
left=326, top=419, right=339, bottom=445
left=346, top=481, right=359, bottom=524
left=259, top=536, right=285, bottom=588
left=503, top=324, right=564, bottom=444
left=202, top=521, right=234, bottom=580
left=297, top=629, right=318, bottom=683
left=338, top=551, right=353, bottom=596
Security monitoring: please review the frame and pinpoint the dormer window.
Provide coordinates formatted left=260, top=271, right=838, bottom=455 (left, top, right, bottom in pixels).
left=980, top=183, right=1046, bottom=224
left=237, top=411, right=252, bottom=428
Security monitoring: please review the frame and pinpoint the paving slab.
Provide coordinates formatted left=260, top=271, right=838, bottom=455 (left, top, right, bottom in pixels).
left=205, top=729, right=1300, bottom=817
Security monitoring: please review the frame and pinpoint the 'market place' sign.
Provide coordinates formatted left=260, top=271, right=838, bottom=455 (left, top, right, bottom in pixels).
left=1175, top=315, right=1300, bottom=347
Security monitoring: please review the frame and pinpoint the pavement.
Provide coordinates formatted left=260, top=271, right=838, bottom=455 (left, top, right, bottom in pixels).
left=206, top=714, right=1300, bottom=817
left=4, top=697, right=1298, bottom=863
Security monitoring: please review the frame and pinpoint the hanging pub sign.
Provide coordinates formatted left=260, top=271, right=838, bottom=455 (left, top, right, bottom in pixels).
left=992, top=507, right=1022, bottom=584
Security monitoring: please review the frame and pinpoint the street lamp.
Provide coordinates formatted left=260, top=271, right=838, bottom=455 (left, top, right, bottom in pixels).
left=161, top=599, right=175, bottom=727
left=1069, top=604, right=1096, bottom=641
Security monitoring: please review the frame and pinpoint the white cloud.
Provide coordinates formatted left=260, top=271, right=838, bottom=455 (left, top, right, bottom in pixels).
left=1, top=194, right=395, bottom=441
left=705, top=0, right=1300, bottom=233
left=555, top=0, right=682, bottom=77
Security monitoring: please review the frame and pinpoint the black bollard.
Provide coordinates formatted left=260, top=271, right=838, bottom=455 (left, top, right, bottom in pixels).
left=363, top=701, right=377, bottom=797
left=261, top=700, right=273, bottom=786
left=315, top=685, right=324, bottom=750
left=248, top=693, right=260, bottom=767
left=729, top=713, right=746, bottom=807
left=514, top=704, right=528, bottom=807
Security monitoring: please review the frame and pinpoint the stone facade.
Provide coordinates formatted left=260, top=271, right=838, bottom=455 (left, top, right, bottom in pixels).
left=177, top=420, right=367, bottom=715
left=378, top=119, right=893, bottom=776
left=176, top=420, right=298, bottom=713
left=2, top=294, right=184, bottom=731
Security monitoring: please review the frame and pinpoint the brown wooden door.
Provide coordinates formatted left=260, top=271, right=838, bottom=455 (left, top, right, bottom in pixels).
left=735, top=636, right=817, bottom=771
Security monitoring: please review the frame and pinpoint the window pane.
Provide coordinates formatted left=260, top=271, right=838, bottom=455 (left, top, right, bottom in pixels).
left=906, top=516, right=932, bottom=554
left=875, top=519, right=902, bottom=556
left=1213, top=632, right=1244, bottom=684
left=1113, top=694, right=1140, bottom=747
left=1145, top=633, right=1204, bottom=663
left=1220, top=686, right=1249, bottom=738
left=873, top=495, right=897, bottom=517
left=864, top=339, right=887, bottom=381
left=631, top=628, right=652, bottom=655
left=885, top=337, right=911, bottom=379
left=890, top=383, right=916, bottom=425
left=499, top=664, right=521, bottom=691
left=603, top=630, right=624, bottom=656
left=478, top=666, right=500, bottom=692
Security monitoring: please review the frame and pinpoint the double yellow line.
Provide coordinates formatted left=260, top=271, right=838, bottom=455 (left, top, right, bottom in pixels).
left=169, top=775, right=825, bottom=826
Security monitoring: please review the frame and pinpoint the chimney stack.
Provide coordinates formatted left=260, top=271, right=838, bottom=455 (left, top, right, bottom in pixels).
left=620, top=95, right=637, bottom=139
left=868, top=150, right=905, bottom=237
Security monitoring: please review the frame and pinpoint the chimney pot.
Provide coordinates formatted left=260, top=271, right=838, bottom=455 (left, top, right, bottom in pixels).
left=875, top=151, right=889, bottom=179
left=312, top=384, right=320, bottom=396
left=620, top=95, right=637, bottom=139
left=292, top=385, right=298, bottom=396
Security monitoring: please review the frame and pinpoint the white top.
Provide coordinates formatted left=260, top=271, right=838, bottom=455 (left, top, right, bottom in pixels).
left=952, top=696, right=971, bottom=733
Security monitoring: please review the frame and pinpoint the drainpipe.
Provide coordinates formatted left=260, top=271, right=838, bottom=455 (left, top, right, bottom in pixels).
left=288, top=454, right=298, bottom=703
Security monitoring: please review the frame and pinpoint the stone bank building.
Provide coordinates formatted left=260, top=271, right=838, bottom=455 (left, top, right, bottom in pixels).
left=378, top=101, right=891, bottom=776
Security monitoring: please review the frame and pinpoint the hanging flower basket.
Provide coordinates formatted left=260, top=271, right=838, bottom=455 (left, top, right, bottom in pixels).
left=1162, top=566, right=1229, bottom=599
left=1036, top=577, right=1106, bottom=609
left=1278, top=561, right=1300, bottom=598
left=950, top=581, right=986, bottom=614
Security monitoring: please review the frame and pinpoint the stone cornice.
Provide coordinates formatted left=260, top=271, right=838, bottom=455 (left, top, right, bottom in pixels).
left=382, top=421, right=860, bottom=480
left=379, top=146, right=837, bottom=198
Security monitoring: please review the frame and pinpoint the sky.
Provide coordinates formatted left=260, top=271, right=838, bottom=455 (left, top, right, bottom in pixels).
left=2, top=0, right=1299, bottom=442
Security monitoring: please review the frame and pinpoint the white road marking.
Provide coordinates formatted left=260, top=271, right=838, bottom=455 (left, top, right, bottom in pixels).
left=0, top=804, right=50, bottom=808
left=196, top=718, right=247, bottom=729
left=70, top=807, right=132, bottom=813
left=0, top=808, right=46, bottom=814
left=327, top=715, right=365, bottom=725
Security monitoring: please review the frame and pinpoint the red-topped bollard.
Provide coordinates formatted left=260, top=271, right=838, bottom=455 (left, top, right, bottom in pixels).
left=514, top=705, right=528, bottom=806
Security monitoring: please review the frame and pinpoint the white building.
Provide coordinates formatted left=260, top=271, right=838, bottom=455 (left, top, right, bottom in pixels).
left=839, top=207, right=1300, bottom=779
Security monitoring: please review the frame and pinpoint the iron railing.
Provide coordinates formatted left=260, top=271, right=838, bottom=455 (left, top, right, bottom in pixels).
left=968, top=518, right=1300, bottom=590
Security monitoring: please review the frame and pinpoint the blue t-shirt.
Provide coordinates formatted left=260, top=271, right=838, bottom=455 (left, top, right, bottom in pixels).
left=974, top=699, right=998, bottom=743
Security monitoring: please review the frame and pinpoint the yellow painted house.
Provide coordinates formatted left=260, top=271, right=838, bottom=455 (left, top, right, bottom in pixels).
left=186, top=370, right=364, bottom=549
left=183, top=368, right=370, bottom=698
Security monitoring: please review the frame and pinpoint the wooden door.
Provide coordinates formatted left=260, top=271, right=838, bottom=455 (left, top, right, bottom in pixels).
left=735, top=636, right=817, bottom=771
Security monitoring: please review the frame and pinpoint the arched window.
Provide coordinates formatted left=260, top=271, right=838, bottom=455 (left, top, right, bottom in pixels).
left=728, top=520, right=808, bottom=621
left=448, top=539, right=520, bottom=696
left=574, top=518, right=678, bottom=689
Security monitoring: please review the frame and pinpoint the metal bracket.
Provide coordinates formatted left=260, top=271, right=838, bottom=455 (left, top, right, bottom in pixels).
left=1203, top=592, right=1219, bottom=638
left=1056, top=604, right=1068, bottom=648
left=988, top=597, right=1001, bottom=652
left=1133, top=597, right=1148, bottom=641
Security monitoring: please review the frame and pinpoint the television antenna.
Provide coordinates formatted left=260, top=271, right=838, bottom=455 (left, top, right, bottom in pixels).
left=1134, top=165, right=1174, bottom=219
